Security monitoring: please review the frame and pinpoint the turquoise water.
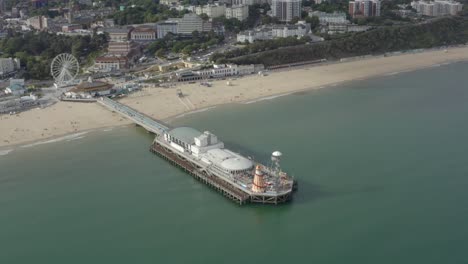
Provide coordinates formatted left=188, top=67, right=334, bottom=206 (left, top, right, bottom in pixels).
left=1, top=62, right=468, bottom=263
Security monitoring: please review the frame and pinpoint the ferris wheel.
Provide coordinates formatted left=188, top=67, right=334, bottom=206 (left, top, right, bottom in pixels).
left=50, top=53, right=79, bottom=87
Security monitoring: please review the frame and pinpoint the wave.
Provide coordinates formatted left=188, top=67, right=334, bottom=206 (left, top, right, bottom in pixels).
left=242, top=93, right=292, bottom=104
left=19, top=131, right=89, bottom=149
left=66, top=136, right=86, bottom=142
left=0, top=149, right=13, bottom=156
left=173, top=106, right=217, bottom=119
left=385, top=71, right=401, bottom=76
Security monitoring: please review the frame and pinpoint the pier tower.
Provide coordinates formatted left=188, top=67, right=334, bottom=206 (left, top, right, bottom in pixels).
left=252, top=165, right=266, bottom=193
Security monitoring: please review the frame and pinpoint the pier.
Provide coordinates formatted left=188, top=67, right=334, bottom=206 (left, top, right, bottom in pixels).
left=98, top=97, right=295, bottom=205
left=97, top=97, right=169, bottom=135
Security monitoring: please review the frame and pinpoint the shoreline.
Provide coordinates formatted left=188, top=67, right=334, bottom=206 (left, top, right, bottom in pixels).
left=2, top=46, right=468, bottom=151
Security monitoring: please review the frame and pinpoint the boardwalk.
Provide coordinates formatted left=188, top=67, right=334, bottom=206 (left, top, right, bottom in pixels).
left=97, top=97, right=169, bottom=135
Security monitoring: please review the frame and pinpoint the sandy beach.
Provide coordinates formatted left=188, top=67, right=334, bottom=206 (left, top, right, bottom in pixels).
left=1, top=46, right=468, bottom=148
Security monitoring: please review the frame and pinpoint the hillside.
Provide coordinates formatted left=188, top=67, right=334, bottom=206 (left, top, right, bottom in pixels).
left=223, top=17, right=468, bottom=66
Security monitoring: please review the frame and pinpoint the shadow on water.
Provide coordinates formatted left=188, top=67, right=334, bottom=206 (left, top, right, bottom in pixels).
left=292, top=180, right=385, bottom=205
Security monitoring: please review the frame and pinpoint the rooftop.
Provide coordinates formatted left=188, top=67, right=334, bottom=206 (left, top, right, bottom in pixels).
left=168, top=127, right=203, bottom=145
left=71, top=80, right=113, bottom=93
left=132, top=27, right=156, bottom=33
left=202, top=148, right=254, bottom=172
left=105, top=27, right=131, bottom=34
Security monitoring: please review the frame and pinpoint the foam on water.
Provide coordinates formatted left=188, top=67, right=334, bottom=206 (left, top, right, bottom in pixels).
left=19, top=131, right=89, bottom=149
left=172, top=106, right=217, bottom=120
left=0, top=149, right=13, bottom=156
left=242, top=93, right=292, bottom=104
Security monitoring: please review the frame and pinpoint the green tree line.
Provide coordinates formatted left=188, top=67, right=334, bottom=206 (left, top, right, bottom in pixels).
left=215, top=17, right=468, bottom=66
left=0, top=31, right=107, bottom=79
left=147, top=31, right=224, bottom=56
left=109, top=0, right=187, bottom=25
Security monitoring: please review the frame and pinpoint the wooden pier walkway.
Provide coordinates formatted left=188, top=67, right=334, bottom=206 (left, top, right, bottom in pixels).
left=97, top=97, right=169, bottom=135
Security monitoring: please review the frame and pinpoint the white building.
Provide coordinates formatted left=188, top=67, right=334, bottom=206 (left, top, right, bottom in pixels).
left=194, top=64, right=239, bottom=78
left=26, top=15, right=49, bottom=30
left=271, top=22, right=311, bottom=38
left=130, top=27, right=156, bottom=41
left=271, top=0, right=302, bottom=22
left=237, top=22, right=310, bottom=43
left=94, top=55, right=128, bottom=72
left=0, top=58, right=20, bottom=78
left=163, top=127, right=254, bottom=175
left=231, top=0, right=265, bottom=5
left=195, top=4, right=226, bottom=18
left=177, top=64, right=264, bottom=81
left=411, top=0, right=463, bottom=16
left=160, top=0, right=182, bottom=6
left=309, top=11, right=348, bottom=25
left=225, top=5, right=250, bottom=21
left=177, top=13, right=212, bottom=35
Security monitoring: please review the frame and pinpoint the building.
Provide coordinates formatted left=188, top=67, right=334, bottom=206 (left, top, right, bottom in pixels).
left=152, top=125, right=295, bottom=204
left=4, top=79, right=26, bottom=96
left=225, top=5, right=249, bottom=21
left=106, top=27, right=131, bottom=42
left=195, top=4, right=226, bottom=18
left=94, top=55, right=129, bottom=72
left=27, top=16, right=49, bottom=30
left=238, top=29, right=271, bottom=43
left=160, top=0, right=182, bottom=5
left=62, top=24, right=83, bottom=32
left=177, top=64, right=264, bottom=81
left=0, top=58, right=20, bottom=78
left=0, top=0, right=5, bottom=14
left=411, top=0, right=463, bottom=16
left=326, top=23, right=371, bottom=34
left=237, top=21, right=310, bottom=43
left=163, top=127, right=252, bottom=172
left=108, top=41, right=137, bottom=56
left=156, top=21, right=178, bottom=38
left=231, top=0, right=266, bottom=5
left=177, top=13, right=212, bottom=35
left=271, top=0, right=302, bottom=22
left=130, top=27, right=156, bottom=41
left=238, top=64, right=264, bottom=75
left=309, top=11, right=348, bottom=25
left=349, top=0, right=381, bottom=18
left=271, top=21, right=311, bottom=38
left=70, top=78, right=114, bottom=96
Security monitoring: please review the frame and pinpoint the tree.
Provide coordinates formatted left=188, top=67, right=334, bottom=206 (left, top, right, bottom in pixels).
left=182, top=45, right=194, bottom=55
left=199, top=13, right=209, bottom=21
left=305, top=16, right=320, bottom=30
left=155, top=48, right=165, bottom=58
left=290, top=16, right=300, bottom=24
left=192, top=30, right=200, bottom=39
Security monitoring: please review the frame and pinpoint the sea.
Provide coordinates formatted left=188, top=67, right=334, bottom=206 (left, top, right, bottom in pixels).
left=1, top=62, right=468, bottom=263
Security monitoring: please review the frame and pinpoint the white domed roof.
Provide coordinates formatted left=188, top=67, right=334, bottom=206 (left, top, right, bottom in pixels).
left=272, top=151, right=282, bottom=157
left=221, top=157, right=253, bottom=171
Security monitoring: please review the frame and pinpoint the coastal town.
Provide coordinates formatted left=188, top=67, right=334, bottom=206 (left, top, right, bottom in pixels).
left=0, top=0, right=467, bottom=144
left=2, top=0, right=468, bottom=261
left=0, top=0, right=465, bottom=112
